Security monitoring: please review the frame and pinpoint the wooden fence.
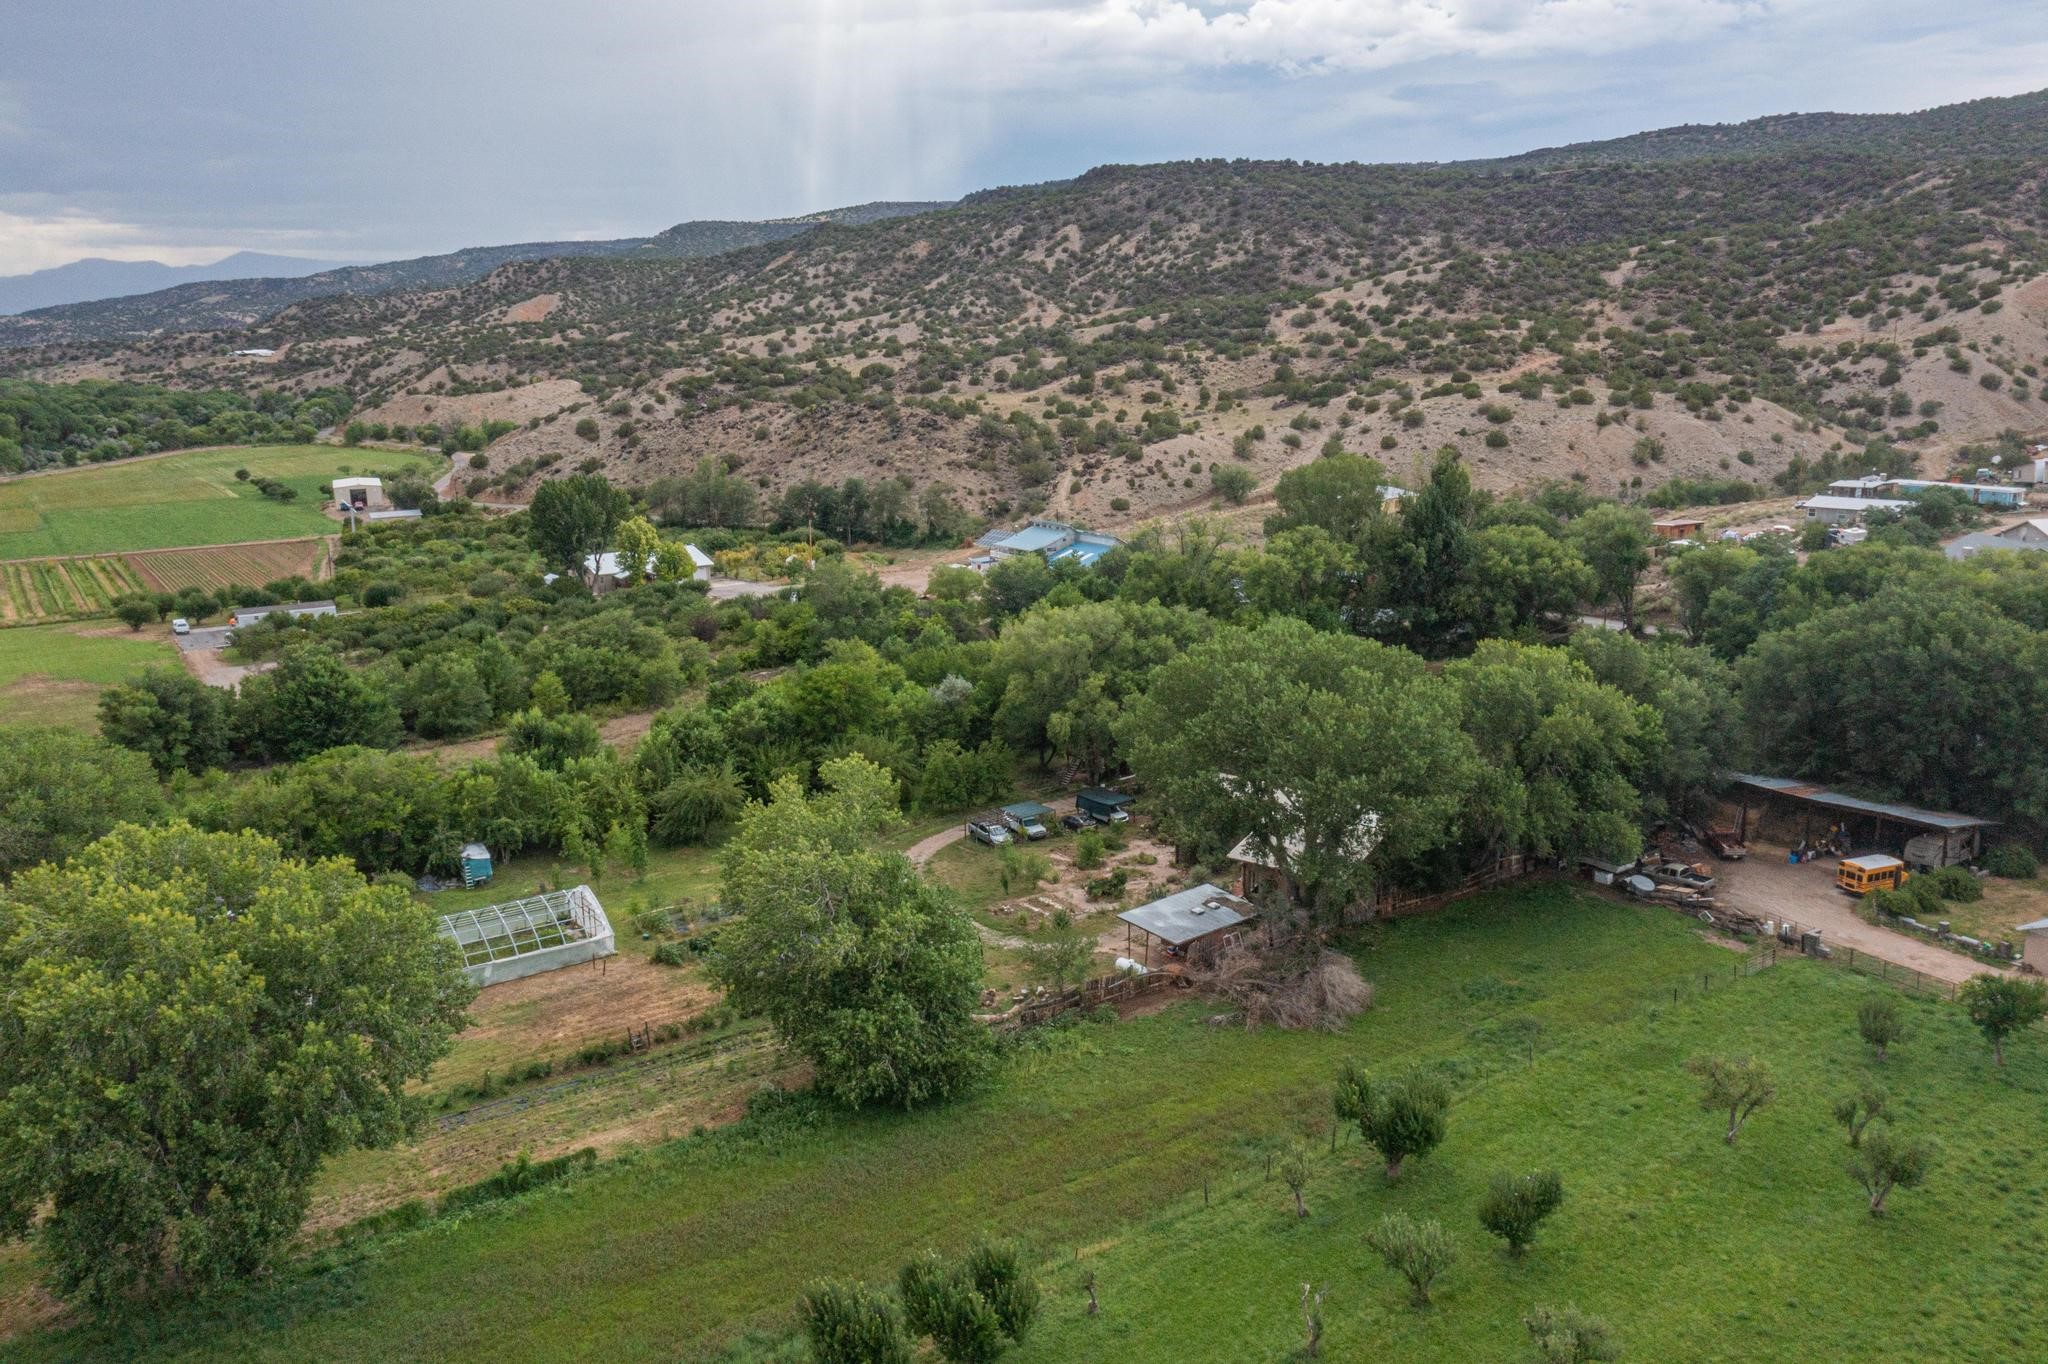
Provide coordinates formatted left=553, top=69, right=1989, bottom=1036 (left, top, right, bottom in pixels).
left=1364, top=853, right=1532, bottom=920
left=984, top=969, right=1178, bottom=1031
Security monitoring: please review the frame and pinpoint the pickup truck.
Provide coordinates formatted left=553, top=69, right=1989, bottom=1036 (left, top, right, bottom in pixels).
left=1642, top=860, right=1716, bottom=892
left=967, top=819, right=1012, bottom=847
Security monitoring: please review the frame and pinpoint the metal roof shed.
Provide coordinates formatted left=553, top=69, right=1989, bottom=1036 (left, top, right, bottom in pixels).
left=1003, top=801, right=1054, bottom=819
left=1730, top=773, right=1993, bottom=865
left=1117, top=884, right=1255, bottom=968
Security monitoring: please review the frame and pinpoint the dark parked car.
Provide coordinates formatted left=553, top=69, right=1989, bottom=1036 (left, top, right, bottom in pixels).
left=1061, top=812, right=1096, bottom=832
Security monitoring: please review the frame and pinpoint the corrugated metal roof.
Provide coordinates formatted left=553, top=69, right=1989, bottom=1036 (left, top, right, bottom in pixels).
left=1118, top=884, right=1254, bottom=946
left=1731, top=774, right=1994, bottom=831
left=995, top=524, right=1072, bottom=552
left=1797, top=495, right=1913, bottom=512
left=1002, top=801, right=1053, bottom=818
left=1078, top=787, right=1133, bottom=807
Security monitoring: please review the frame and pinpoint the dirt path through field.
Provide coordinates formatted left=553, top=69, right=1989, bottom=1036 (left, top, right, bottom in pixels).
left=907, top=823, right=971, bottom=863
left=1714, top=847, right=2014, bottom=986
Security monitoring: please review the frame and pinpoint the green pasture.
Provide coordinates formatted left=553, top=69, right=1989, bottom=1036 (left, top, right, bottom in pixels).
left=0, top=445, right=443, bottom=558
left=0, top=621, right=179, bottom=729
left=20, top=885, right=2044, bottom=1363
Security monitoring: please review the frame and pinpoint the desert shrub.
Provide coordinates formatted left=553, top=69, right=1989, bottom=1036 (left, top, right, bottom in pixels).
left=1085, top=869, right=1129, bottom=900
left=651, top=939, right=690, bottom=967
left=1073, top=829, right=1107, bottom=870
left=1985, top=844, right=2038, bottom=880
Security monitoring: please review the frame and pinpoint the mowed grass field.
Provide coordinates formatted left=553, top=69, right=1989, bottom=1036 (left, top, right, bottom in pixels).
left=0, top=620, right=179, bottom=729
left=15, top=885, right=2048, bottom=1363
left=0, top=444, right=443, bottom=559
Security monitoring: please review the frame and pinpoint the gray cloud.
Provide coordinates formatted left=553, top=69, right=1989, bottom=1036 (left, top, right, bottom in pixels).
left=0, top=1, right=2039, bottom=272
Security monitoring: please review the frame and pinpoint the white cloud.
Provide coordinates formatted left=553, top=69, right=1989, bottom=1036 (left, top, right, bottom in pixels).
left=0, top=205, right=235, bottom=274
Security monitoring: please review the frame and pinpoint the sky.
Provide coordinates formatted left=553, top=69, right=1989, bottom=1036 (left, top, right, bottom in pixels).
left=1, top=0, right=2043, bottom=275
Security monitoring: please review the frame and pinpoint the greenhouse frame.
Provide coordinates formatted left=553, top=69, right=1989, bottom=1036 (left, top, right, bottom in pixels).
left=436, top=885, right=615, bottom=987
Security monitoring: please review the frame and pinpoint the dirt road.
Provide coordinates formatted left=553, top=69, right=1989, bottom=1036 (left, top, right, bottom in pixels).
left=1714, top=847, right=2012, bottom=986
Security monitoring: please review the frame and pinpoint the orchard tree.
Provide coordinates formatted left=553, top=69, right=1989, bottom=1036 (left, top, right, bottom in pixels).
left=1363, top=1211, right=1455, bottom=1307
left=0, top=823, right=472, bottom=1312
left=1278, top=1143, right=1313, bottom=1219
left=1687, top=1054, right=1776, bottom=1144
left=1848, top=1125, right=1935, bottom=1215
left=801, top=1280, right=913, bottom=1364
left=712, top=757, right=989, bottom=1108
left=1334, top=1061, right=1450, bottom=1180
left=1525, top=1303, right=1622, bottom=1363
left=236, top=644, right=401, bottom=762
left=1959, top=974, right=2048, bottom=1066
left=1832, top=1086, right=1888, bottom=1148
left=1857, top=995, right=1905, bottom=1060
left=1477, top=1170, right=1564, bottom=1255
left=528, top=473, right=630, bottom=581
left=0, top=727, right=165, bottom=879
left=97, top=664, right=234, bottom=775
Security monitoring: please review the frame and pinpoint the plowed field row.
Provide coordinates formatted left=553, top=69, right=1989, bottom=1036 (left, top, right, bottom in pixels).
left=0, top=538, right=322, bottom=625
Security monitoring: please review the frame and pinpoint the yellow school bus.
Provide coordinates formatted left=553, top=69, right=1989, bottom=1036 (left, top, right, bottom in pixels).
left=1837, top=854, right=1909, bottom=896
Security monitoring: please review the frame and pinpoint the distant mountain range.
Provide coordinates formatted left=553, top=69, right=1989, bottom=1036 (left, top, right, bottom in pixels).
left=0, top=251, right=338, bottom=315
left=0, top=202, right=951, bottom=345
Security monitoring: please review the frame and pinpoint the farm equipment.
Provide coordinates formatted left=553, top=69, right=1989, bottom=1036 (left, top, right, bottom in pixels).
left=1700, top=826, right=1748, bottom=861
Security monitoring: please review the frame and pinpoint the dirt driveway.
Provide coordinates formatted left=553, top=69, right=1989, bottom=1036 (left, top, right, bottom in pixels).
left=1714, top=845, right=2012, bottom=986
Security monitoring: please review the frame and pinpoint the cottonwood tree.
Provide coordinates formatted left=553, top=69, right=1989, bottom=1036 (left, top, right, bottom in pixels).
left=1959, top=974, right=2047, bottom=1066
left=0, top=823, right=472, bottom=1312
left=1570, top=503, right=1654, bottom=628
left=1446, top=641, right=1656, bottom=863
left=527, top=472, right=630, bottom=581
left=1121, top=617, right=1480, bottom=920
left=1687, top=1054, right=1777, bottom=1144
left=1477, top=1170, right=1565, bottom=1255
left=1263, top=451, right=1391, bottom=546
left=0, top=726, right=165, bottom=879
left=612, top=513, right=661, bottom=582
left=1334, top=1061, right=1450, bottom=1180
left=712, top=756, right=988, bottom=1108
left=1832, top=1087, right=1889, bottom=1148
left=1857, top=995, right=1905, bottom=1060
left=801, top=1279, right=913, bottom=1364
left=1364, top=1211, right=1456, bottom=1307
left=1849, top=1125, right=1935, bottom=1215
